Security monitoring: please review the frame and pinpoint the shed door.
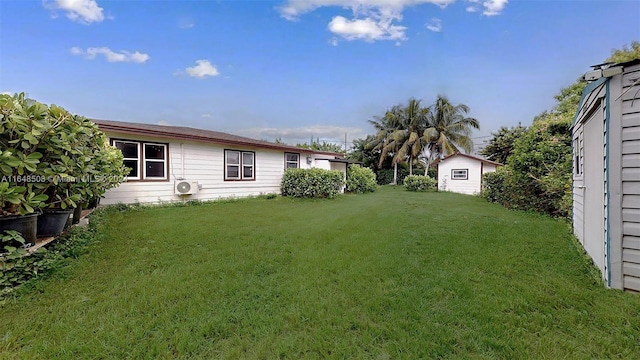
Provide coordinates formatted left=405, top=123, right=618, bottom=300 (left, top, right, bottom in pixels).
left=583, top=108, right=606, bottom=276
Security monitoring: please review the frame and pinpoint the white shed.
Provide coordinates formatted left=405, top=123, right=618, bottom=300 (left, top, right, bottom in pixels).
left=571, top=59, right=640, bottom=291
left=434, top=153, right=502, bottom=195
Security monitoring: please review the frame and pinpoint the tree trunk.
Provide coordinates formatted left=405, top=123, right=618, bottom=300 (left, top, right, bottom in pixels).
left=393, top=162, right=398, bottom=185
left=409, top=158, right=413, bottom=176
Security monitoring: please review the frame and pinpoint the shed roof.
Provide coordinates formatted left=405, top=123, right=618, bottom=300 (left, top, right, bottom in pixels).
left=432, top=153, right=503, bottom=167
left=93, top=119, right=344, bottom=157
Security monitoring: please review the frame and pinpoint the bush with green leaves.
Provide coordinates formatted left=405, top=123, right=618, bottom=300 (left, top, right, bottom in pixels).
left=481, top=170, right=508, bottom=204
left=404, top=175, right=437, bottom=192
left=346, top=166, right=376, bottom=193
left=280, top=168, right=345, bottom=198
left=502, top=115, right=572, bottom=217
left=0, top=93, right=127, bottom=213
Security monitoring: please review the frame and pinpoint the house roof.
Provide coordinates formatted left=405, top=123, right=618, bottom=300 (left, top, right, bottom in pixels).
left=432, top=153, right=503, bottom=167
left=93, top=119, right=344, bottom=157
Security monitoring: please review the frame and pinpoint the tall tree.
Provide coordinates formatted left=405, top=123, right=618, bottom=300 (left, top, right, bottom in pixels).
left=606, top=41, right=640, bottom=63
left=480, top=124, right=527, bottom=165
left=425, top=95, right=480, bottom=164
left=367, top=107, right=405, bottom=183
left=296, top=137, right=345, bottom=154
left=391, top=99, right=432, bottom=175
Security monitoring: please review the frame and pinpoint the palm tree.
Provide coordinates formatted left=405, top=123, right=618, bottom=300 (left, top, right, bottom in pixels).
left=425, top=95, right=480, bottom=164
left=367, top=107, right=403, bottom=184
left=388, top=98, right=432, bottom=175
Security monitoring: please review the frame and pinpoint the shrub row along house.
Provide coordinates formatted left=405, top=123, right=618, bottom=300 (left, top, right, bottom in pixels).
left=93, top=120, right=350, bottom=205
left=572, top=59, right=640, bottom=292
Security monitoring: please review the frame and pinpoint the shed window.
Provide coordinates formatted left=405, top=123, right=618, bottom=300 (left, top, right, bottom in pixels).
left=225, top=150, right=255, bottom=180
left=285, top=153, right=300, bottom=169
left=574, top=135, right=583, bottom=176
left=451, top=169, right=468, bottom=180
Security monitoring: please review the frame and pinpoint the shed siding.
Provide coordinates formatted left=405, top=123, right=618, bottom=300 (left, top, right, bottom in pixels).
left=621, top=63, right=640, bottom=291
left=101, top=134, right=338, bottom=205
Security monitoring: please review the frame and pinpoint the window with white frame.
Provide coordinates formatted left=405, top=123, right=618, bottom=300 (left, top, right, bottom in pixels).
left=225, top=150, right=255, bottom=180
left=285, top=152, right=299, bottom=169
left=451, top=169, right=468, bottom=180
left=113, top=140, right=168, bottom=181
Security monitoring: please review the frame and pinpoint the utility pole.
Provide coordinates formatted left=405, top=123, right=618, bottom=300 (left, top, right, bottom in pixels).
left=344, top=132, right=347, bottom=152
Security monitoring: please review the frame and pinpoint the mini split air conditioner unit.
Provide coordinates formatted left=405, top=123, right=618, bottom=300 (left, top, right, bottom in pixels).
left=174, top=181, right=199, bottom=195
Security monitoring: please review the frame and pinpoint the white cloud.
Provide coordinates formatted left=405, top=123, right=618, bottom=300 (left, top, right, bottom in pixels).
left=277, top=0, right=506, bottom=43
left=70, top=47, right=150, bottom=63
left=328, top=14, right=406, bottom=42
left=278, top=0, right=454, bottom=21
left=46, top=0, right=105, bottom=24
left=425, top=17, right=442, bottom=32
left=329, top=37, right=339, bottom=46
left=181, top=60, right=220, bottom=78
left=482, top=0, right=507, bottom=16
left=201, top=113, right=213, bottom=118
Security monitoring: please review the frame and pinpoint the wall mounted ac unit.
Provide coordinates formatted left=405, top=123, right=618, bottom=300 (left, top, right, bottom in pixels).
left=174, top=181, right=199, bottom=195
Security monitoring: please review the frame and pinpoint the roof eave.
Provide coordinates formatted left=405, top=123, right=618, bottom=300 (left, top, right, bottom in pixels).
left=96, top=123, right=344, bottom=157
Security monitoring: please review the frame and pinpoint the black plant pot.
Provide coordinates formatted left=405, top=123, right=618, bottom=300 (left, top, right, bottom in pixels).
left=72, top=204, right=84, bottom=225
left=87, top=197, right=100, bottom=209
left=37, top=209, right=74, bottom=237
left=0, top=212, right=39, bottom=245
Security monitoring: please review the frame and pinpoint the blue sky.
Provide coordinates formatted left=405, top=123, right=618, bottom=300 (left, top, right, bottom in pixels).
left=1, top=0, right=638, bottom=150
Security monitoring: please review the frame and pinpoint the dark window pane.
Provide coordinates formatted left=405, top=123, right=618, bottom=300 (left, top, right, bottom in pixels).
left=116, top=142, right=138, bottom=158
left=145, top=144, right=165, bottom=160
left=123, top=160, right=138, bottom=177
left=227, top=165, right=239, bottom=178
left=286, top=153, right=298, bottom=162
left=226, top=151, right=240, bottom=164
left=242, top=152, right=254, bottom=165
left=146, top=161, right=165, bottom=178
left=286, top=162, right=298, bottom=169
left=243, top=166, right=253, bottom=178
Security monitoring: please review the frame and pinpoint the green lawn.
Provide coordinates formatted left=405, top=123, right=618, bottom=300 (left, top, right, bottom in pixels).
left=1, top=187, right=639, bottom=358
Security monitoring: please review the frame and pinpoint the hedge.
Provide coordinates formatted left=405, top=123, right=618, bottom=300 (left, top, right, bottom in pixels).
left=346, top=166, right=376, bottom=194
left=280, top=168, right=345, bottom=198
left=404, top=175, right=437, bottom=192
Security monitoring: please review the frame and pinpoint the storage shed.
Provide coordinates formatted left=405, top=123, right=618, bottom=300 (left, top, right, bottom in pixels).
left=434, top=153, right=502, bottom=195
left=572, top=59, right=640, bottom=291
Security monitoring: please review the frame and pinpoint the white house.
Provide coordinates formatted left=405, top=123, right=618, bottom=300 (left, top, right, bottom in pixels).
left=571, top=59, right=640, bottom=291
left=94, top=120, right=349, bottom=205
left=434, top=153, right=502, bottom=195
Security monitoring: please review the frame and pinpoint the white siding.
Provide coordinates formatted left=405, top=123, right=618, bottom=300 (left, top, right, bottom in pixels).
left=621, top=64, right=640, bottom=291
left=437, top=156, right=488, bottom=195
left=102, top=134, right=341, bottom=204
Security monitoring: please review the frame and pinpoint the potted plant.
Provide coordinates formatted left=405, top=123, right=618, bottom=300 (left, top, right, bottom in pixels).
left=2, top=93, right=127, bottom=238
left=0, top=94, right=50, bottom=244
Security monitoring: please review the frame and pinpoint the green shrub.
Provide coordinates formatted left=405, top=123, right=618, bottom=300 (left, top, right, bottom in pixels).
left=481, top=170, right=507, bottom=204
left=346, top=166, right=376, bottom=194
left=375, top=167, right=411, bottom=185
left=1, top=210, right=105, bottom=298
left=503, top=115, right=572, bottom=218
left=280, top=168, right=345, bottom=199
left=404, top=175, right=437, bottom=192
